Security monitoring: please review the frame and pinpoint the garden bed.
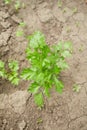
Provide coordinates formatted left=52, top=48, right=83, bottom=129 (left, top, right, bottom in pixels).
left=0, top=0, right=87, bottom=130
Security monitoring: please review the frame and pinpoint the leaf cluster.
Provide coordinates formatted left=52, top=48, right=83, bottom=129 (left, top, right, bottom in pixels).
left=21, top=31, right=72, bottom=107
left=0, top=60, right=19, bottom=85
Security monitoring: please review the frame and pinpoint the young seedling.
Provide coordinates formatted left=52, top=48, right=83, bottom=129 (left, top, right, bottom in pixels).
left=14, top=1, right=26, bottom=10
left=0, top=60, right=19, bottom=85
left=21, top=31, right=72, bottom=107
left=73, top=84, right=81, bottom=92
left=75, top=21, right=80, bottom=27
left=63, top=8, right=67, bottom=13
left=37, top=118, right=43, bottom=124
left=72, top=7, right=78, bottom=14
left=7, top=60, right=19, bottom=85
left=4, top=0, right=11, bottom=4
left=16, top=22, right=26, bottom=37
left=66, top=26, right=71, bottom=33
left=14, top=0, right=21, bottom=10
left=58, top=0, right=62, bottom=8
left=22, top=3, right=26, bottom=9
left=79, top=44, right=84, bottom=52
left=16, top=30, right=24, bottom=37
left=19, top=22, right=26, bottom=27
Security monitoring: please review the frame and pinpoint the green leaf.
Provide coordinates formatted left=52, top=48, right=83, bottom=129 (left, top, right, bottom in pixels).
left=21, top=68, right=31, bottom=80
left=44, top=85, right=50, bottom=97
left=16, top=30, right=24, bottom=37
left=54, top=76, right=64, bottom=93
left=53, top=42, right=62, bottom=53
left=4, top=0, right=11, bottom=4
left=55, top=81, right=64, bottom=93
left=28, top=31, right=46, bottom=48
left=8, top=61, right=19, bottom=71
left=11, top=77, right=19, bottom=85
left=64, top=41, right=72, bottom=50
left=34, top=93, right=44, bottom=107
left=73, top=84, right=81, bottom=92
left=0, top=61, right=6, bottom=78
left=0, top=71, right=5, bottom=77
left=19, top=22, right=26, bottom=27
left=58, top=0, right=62, bottom=8
left=53, top=65, right=61, bottom=74
left=62, top=50, right=71, bottom=58
left=0, top=60, right=4, bottom=68
left=28, top=82, right=40, bottom=94
left=36, top=73, right=44, bottom=83
left=14, top=1, right=21, bottom=10
left=57, top=60, right=69, bottom=69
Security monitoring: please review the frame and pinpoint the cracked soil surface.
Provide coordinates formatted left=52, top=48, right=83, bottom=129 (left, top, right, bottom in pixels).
left=0, top=0, right=87, bottom=130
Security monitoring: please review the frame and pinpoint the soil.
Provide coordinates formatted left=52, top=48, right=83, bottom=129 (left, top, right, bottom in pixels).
left=0, top=0, right=87, bottom=130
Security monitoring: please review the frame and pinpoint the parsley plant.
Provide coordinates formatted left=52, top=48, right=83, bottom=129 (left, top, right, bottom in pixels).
left=21, top=31, right=72, bottom=107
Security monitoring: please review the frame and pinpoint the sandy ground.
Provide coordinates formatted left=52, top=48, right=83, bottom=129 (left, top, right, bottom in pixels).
left=0, top=0, right=87, bottom=130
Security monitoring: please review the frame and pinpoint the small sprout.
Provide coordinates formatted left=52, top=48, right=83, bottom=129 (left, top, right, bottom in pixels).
left=8, top=60, right=19, bottom=86
left=0, top=60, right=19, bottom=86
left=72, top=7, right=78, bottom=14
left=37, top=118, right=43, bottom=124
left=66, top=27, right=71, bottom=33
left=63, top=8, right=67, bottom=13
left=4, top=0, right=11, bottom=4
left=22, top=3, right=26, bottom=9
left=16, top=30, right=24, bottom=37
left=73, top=84, right=81, bottom=92
left=19, top=22, right=26, bottom=27
left=58, top=0, right=62, bottom=8
left=76, top=21, right=80, bottom=27
left=14, top=1, right=21, bottom=10
left=79, top=44, right=84, bottom=52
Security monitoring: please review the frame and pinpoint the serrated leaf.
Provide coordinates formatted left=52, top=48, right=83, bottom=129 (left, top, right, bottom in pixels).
left=73, top=84, right=81, bottom=92
left=53, top=42, right=62, bottom=53
left=19, top=22, right=26, bottom=27
left=0, top=71, right=5, bottom=77
left=11, top=77, right=19, bottom=85
left=28, top=82, right=40, bottom=94
left=62, top=50, right=71, bottom=58
left=44, top=86, right=50, bottom=97
left=0, top=61, right=4, bottom=68
left=29, top=31, right=46, bottom=48
left=8, top=61, right=19, bottom=71
left=56, top=82, right=64, bottom=93
left=57, top=41, right=63, bottom=50
left=21, top=68, right=32, bottom=80
left=53, top=65, right=61, bottom=74
left=54, top=76, right=64, bottom=93
left=58, top=60, right=69, bottom=69
left=36, top=73, right=44, bottom=83
left=16, top=30, right=24, bottom=37
left=34, top=93, right=43, bottom=107
left=8, top=74, right=14, bottom=81
left=64, top=41, right=72, bottom=50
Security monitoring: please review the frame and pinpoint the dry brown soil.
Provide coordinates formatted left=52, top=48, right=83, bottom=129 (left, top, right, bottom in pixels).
left=0, top=0, right=87, bottom=130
